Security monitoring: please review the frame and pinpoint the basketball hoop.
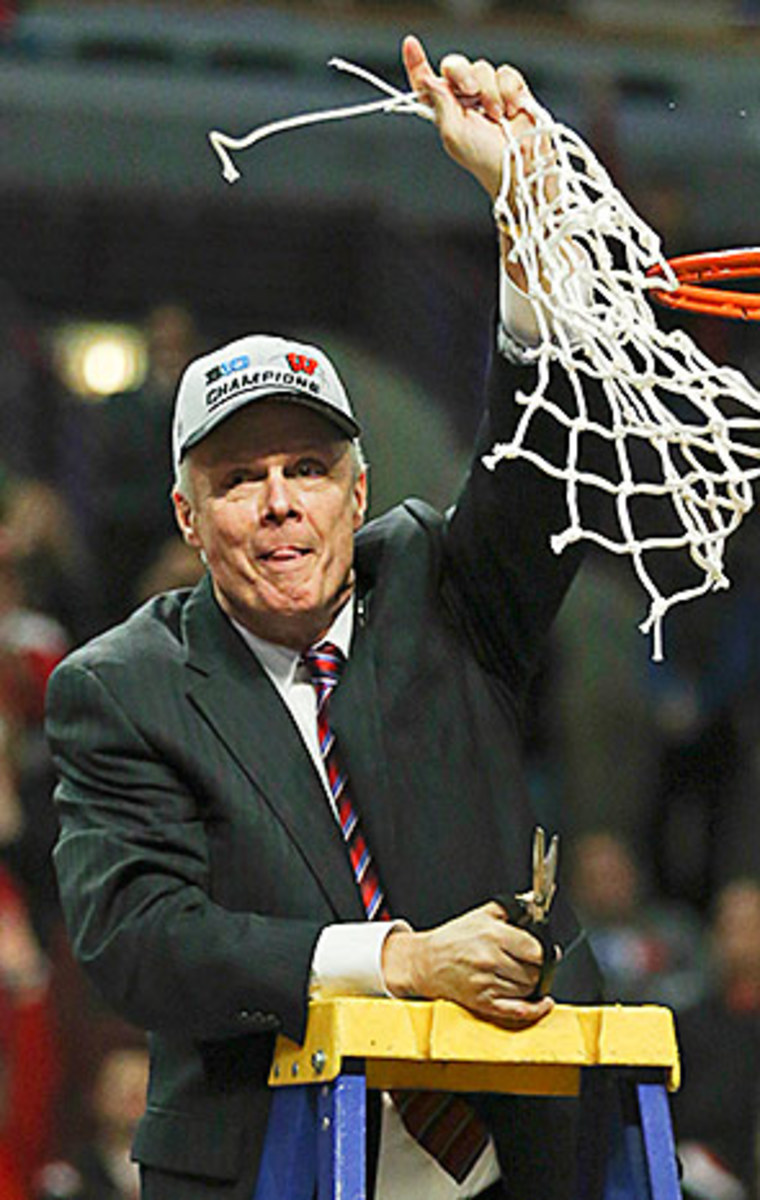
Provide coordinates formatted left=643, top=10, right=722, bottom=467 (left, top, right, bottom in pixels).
left=648, top=248, right=760, bottom=320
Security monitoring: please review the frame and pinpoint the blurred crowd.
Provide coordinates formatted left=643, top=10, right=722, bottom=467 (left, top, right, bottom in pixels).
left=0, top=273, right=758, bottom=1200
left=0, top=289, right=200, bottom=1200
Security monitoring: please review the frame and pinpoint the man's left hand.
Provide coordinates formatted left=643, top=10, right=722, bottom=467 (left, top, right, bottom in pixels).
left=401, top=35, right=537, bottom=201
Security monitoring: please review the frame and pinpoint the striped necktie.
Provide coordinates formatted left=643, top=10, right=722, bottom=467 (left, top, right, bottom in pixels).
left=302, top=641, right=489, bottom=1184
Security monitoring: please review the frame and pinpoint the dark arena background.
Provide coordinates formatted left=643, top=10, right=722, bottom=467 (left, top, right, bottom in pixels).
left=1, top=3, right=759, bottom=1197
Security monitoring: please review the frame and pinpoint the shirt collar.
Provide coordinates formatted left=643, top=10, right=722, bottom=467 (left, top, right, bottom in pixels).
left=231, top=599, right=355, bottom=689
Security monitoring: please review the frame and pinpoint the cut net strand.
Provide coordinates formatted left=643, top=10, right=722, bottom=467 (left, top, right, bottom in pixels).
left=207, top=59, right=760, bottom=661
left=208, top=58, right=434, bottom=184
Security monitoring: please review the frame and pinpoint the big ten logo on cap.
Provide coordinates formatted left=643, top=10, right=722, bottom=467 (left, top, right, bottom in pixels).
left=205, top=355, right=251, bottom=386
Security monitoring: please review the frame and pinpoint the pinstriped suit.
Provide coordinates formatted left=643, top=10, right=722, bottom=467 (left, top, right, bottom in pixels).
left=46, top=350, right=602, bottom=1200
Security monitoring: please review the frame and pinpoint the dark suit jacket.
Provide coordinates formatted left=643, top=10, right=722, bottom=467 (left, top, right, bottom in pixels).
left=47, top=349, right=601, bottom=1199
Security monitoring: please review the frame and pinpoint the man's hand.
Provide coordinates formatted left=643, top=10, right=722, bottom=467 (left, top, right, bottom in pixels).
left=382, top=901, right=554, bottom=1029
left=401, top=35, right=537, bottom=201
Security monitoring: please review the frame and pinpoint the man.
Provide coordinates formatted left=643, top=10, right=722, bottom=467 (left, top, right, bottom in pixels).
left=47, top=37, right=601, bottom=1200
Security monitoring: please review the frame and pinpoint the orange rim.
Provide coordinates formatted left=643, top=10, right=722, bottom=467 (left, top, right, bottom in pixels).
left=648, top=248, right=760, bottom=319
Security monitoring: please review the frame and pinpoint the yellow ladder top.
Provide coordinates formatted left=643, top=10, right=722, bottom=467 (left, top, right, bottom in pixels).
left=270, top=999, right=680, bottom=1098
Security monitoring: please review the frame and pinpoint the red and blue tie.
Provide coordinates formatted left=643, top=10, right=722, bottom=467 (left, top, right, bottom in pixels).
left=302, top=641, right=489, bottom=1184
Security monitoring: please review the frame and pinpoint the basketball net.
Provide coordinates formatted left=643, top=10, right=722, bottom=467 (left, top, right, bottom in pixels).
left=209, top=61, right=760, bottom=660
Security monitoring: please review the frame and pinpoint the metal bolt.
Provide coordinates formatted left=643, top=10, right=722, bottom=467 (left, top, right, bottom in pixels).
left=311, top=1050, right=326, bottom=1075
left=321, top=1115, right=331, bottom=1131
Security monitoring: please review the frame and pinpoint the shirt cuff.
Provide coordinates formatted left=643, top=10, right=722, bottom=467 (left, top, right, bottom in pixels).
left=309, top=920, right=412, bottom=998
left=498, top=262, right=541, bottom=359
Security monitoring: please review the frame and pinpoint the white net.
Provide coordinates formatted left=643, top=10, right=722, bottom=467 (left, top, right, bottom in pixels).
left=208, top=60, right=760, bottom=660
left=488, top=101, right=760, bottom=660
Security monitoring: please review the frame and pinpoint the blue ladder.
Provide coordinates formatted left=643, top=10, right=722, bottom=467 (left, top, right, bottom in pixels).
left=252, top=998, right=681, bottom=1200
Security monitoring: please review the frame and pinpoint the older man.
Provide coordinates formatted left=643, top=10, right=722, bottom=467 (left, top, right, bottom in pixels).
left=47, top=36, right=600, bottom=1200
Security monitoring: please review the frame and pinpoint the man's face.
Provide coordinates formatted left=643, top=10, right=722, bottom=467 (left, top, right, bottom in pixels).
left=173, top=401, right=367, bottom=649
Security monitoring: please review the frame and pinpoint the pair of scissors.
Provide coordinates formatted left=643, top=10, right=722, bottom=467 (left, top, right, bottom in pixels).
left=496, top=826, right=560, bottom=998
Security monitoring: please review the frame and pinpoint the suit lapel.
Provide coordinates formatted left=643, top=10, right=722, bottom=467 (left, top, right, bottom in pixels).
left=180, top=577, right=364, bottom=920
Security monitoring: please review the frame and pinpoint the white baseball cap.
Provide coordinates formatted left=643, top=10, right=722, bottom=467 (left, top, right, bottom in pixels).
left=172, top=333, right=360, bottom=474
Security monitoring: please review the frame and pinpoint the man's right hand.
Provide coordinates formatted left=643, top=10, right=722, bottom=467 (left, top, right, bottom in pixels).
left=381, top=900, right=554, bottom=1028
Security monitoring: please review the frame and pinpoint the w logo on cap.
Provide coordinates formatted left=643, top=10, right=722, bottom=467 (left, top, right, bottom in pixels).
left=286, top=353, right=318, bottom=375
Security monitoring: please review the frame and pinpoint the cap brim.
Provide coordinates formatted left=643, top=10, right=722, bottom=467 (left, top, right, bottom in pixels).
left=179, top=386, right=360, bottom=462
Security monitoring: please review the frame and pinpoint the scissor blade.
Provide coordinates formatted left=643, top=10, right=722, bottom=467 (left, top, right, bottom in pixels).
left=544, top=834, right=559, bottom=895
left=532, top=826, right=547, bottom=899
left=531, top=826, right=559, bottom=920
